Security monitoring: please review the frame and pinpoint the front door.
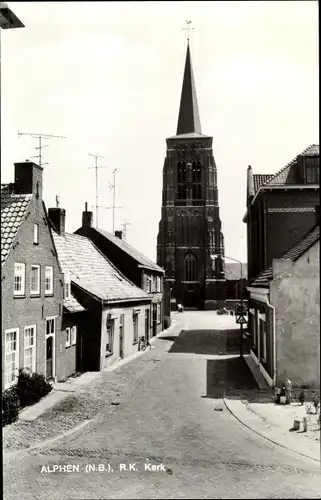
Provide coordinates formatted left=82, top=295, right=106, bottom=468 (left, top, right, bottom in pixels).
left=152, top=304, right=157, bottom=336
left=119, top=314, right=124, bottom=359
left=46, top=336, right=53, bottom=380
left=145, top=309, right=150, bottom=342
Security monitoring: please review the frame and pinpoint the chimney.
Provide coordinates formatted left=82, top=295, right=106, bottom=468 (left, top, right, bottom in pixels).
left=48, top=207, right=66, bottom=237
left=82, top=202, right=93, bottom=228
left=115, top=230, right=123, bottom=239
left=14, top=161, right=43, bottom=199
left=247, top=165, right=254, bottom=201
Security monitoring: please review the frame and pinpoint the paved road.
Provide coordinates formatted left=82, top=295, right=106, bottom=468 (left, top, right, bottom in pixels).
left=4, top=312, right=321, bottom=499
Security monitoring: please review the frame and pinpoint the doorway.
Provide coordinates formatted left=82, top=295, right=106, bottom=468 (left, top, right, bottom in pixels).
left=46, top=336, right=53, bottom=380
left=119, top=314, right=124, bottom=359
left=145, top=309, right=150, bottom=342
left=152, top=304, right=157, bottom=337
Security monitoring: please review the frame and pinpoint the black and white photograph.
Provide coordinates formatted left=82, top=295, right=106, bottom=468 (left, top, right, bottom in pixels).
left=1, top=1, right=320, bottom=499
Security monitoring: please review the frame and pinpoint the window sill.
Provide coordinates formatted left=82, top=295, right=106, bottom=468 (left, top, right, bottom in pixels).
left=45, top=293, right=54, bottom=297
left=132, top=341, right=138, bottom=346
left=14, top=294, right=26, bottom=299
left=33, top=242, right=39, bottom=246
left=66, top=344, right=71, bottom=349
left=105, top=352, right=113, bottom=358
left=30, top=293, right=41, bottom=298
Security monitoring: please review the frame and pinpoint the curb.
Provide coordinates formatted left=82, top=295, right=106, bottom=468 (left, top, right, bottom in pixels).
left=223, top=396, right=320, bottom=464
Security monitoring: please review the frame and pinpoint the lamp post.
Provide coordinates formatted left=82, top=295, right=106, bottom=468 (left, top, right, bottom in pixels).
left=211, top=254, right=245, bottom=358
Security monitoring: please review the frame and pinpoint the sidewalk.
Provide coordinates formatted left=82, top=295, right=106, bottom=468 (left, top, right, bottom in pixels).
left=18, top=318, right=179, bottom=423
left=224, top=395, right=320, bottom=462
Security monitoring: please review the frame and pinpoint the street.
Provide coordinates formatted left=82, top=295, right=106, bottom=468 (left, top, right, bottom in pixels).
left=4, top=311, right=321, bottom=499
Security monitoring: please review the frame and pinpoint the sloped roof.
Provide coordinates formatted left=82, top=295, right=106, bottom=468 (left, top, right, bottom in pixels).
left=64, top=295, right=85, bottom=313
left=253, top=174, right=274, bottom=194
left=95, top=228, right=164, bottom=273
left=251, top=225, right=320, bottom=288
left=225, top=262, right=248, bottom=280
left=254, top=144, right=319, bottom=193
left=1, top=183, right=32, bottom=267
left=52, top=232, right=150, bottom=303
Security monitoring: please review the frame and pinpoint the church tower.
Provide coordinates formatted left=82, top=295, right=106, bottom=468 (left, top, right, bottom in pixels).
left=157, top=41, right=226, bottom=310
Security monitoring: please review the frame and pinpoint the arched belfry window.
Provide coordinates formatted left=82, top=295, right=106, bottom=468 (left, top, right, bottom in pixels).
left=184, top=253, right=196, bottom=282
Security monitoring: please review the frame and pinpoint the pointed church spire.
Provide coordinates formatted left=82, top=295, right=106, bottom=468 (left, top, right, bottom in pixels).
left=176, top=42, right=202, bottom=135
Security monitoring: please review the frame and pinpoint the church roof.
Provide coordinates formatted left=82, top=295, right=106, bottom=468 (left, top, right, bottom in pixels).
left=176, top=43, right=202, bottom=136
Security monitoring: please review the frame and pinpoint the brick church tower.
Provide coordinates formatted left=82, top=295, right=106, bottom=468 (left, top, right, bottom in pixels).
left=157, top=42, right=226, bottom=310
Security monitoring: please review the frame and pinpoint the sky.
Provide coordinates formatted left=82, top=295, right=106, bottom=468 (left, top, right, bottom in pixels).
left=1, top=1, right=319, bottom=263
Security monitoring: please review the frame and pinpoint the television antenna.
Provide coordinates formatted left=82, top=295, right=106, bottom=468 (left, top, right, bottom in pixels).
left=88, top=153, right=109, bottom=228
left=121, top=219, right=131, bottom=239
left=18, top=131, right=66, bottom=168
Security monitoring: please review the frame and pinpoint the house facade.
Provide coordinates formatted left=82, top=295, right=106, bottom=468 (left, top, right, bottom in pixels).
left=156, top=42, right=226, bottom=310
left=244, top=144, right=319, bottom=283
left=224, top=262, right=248, bottom=310
left=248, top=226, right=320, bottom=388
left=1, top=161, right=64, bottom=390
left=244, top=144, right=320, bottom=388
left=51, top=207, right=152, bottom=373
left=76, top=207, right=165, bottom=339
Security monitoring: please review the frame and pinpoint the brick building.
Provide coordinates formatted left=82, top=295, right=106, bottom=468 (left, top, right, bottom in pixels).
left=244, top=144, right=320, bottom=387
left=157, top=42, right=225, bottom=310
left=76, top=206, right=165, bottom=340
left=247, top=226, right=319, bottom=388
left=1, top=161, right=64, bottom=389
left=244, top=144, right=319, bottom=283
left=51, top=206, right=152, bottom=373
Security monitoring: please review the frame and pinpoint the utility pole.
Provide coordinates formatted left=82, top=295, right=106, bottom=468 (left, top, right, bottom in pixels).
left=18, top=131, right=66, bottom=168
left=88, top=153, right=108, bottom=229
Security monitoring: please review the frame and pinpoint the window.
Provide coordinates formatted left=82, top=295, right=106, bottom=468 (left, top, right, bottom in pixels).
left=306, top=165, right=319, bottom=184
left=133, top=313, right=139, bottom=344
left=66, top=327, right=71, bottom=347
left=30, top=265, right=40, bottom=295
left=156, top=277, right=161, bottom=292
left=106, top=320, right=114, bottom=356
left=184, top=253, right=196, bottom=281
left=45, top=266, right=53, bottom=295
left=64, top=273, right=71, bottom=299
left=5, top=329, right=19, bottom=389
left=46, top=317, right=55, bottom=336
left=71, top=326, right=77, bottom=345
left=33, top=224, right=39, bottom=244
left=24, top=325, right=36, bottom=373
left=14, top=263, right=25, bottom=296
left=260, top=320, right=267, bottom=362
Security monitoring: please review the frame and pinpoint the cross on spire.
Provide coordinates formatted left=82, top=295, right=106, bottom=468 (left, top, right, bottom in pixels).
left=183, top=20, right=193, bottom=44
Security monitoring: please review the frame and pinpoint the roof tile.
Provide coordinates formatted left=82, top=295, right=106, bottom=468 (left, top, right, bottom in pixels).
left=95, top=229, right=164, bottom=273
left=1, top=184, right=32, bottom=266
left=53, top=232, right=150, bottom=303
